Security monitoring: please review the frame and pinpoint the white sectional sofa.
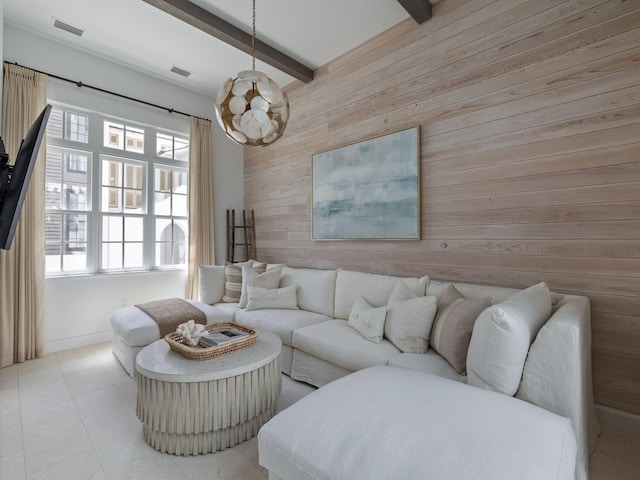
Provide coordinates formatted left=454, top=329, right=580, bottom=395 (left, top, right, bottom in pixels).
left=111, top=262, right=600, bottom=479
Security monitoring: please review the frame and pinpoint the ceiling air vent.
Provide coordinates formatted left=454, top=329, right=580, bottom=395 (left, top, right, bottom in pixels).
left=53, top=18, right=84, bottom=37
left=170, top=66, right=192, bottom=78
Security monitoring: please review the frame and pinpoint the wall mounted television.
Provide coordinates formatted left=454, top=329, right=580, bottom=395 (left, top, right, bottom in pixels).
left=0, top=104, right=52, bottom=250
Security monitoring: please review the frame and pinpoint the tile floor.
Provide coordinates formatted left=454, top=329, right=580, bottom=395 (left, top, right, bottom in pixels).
left=0, top=341, right=638, bottom=480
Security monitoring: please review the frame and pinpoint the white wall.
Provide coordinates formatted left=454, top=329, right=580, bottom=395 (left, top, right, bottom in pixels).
left=45, top=271, right=188, bottom=352
left=3, top=24, right=245, bottom=352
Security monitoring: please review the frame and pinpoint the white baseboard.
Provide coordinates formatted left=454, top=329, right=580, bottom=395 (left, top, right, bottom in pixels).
left=44, top=331, right=112, bottom=354
left=596, top=403, right=640, bottom=440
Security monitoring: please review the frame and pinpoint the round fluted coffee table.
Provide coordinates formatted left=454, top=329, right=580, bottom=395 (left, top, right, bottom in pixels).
left=135, top=331, right=282, bottom=455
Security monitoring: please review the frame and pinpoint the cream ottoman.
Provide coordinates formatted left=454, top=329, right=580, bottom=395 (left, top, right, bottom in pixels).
left=111, top=300, right=234, bottom=376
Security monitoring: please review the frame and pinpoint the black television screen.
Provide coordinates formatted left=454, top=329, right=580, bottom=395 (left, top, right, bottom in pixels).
left=0, top=104, right=52, bottom=250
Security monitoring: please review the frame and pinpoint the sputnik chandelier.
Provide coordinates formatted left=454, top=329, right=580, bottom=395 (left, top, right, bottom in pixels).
left=214, top=0, right=289, bottom=146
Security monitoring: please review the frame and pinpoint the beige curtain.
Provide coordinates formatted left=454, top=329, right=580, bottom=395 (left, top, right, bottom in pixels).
left=0, top=64, right=47, bottom=367
left=186, top=116, right=215, bottom=299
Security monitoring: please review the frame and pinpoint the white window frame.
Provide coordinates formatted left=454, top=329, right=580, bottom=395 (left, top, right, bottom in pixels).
left=45, top=103, right=189, bottom=276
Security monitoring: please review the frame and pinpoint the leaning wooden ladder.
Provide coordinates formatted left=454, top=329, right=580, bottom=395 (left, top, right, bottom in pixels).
left=226, top=209, right=256, bottom=262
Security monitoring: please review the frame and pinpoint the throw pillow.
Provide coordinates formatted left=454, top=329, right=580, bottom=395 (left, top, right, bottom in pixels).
left=198, top=264, right=226, bottom=304
left=384, top=295, right=437, bottom=353
left=267, top=263, right=286, bottom=271
left=222, top=260, right=265, bottom=303
left=429, top=285, right=491, bottom=374
left=245, top=284, right=299, bottom=311
left=238, top=266, right=282, bottom=308
left=348, top=297, right=387, bottom=343
left=466, top=281, right=552, bottom=396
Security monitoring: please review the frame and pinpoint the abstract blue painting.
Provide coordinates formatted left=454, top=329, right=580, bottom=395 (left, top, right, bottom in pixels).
left=312, top=126, right=420, bottom=240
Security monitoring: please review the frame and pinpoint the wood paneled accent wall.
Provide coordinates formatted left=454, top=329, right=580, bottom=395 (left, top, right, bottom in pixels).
left=244, top=0, right=640, bottom=415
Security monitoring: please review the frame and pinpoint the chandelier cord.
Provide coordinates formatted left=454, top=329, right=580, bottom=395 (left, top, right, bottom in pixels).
left=251, top=0, right=256, bottom=71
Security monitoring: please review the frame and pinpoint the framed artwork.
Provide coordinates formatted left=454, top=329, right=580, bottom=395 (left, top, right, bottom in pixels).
left=312, top=125, right=420, bottom=240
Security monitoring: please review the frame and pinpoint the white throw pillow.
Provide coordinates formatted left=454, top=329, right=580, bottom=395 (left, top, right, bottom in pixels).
left=198, top=265, right=226, bottom=304
left=245, top=284, right=299, bottom=311
left=466, top=282, right=552, bottom=396
left=334, top=270, right=429, bottom=320
left=267, top=263, right=286, bottom=271
left=385, top=295, right=437, bottom=353
left=348, top=297, right=387, bottom=343
left=388, top=280, right=420, bottom=304
left=238, top=266, right=282, bottom=308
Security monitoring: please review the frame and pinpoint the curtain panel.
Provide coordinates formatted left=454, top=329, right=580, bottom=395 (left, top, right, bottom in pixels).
left=187, top=117, right=215, bottom=299
left=0, top=64, right=47, bottom=367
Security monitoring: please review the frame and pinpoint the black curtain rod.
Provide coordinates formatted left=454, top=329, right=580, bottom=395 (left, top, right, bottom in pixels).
left=4, top=61, right=210, bottom=123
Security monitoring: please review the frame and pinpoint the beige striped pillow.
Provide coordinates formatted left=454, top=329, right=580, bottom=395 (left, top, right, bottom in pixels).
left=430, top=284, right=491, bottom=374
left=222, top=260, right=266, bottom=303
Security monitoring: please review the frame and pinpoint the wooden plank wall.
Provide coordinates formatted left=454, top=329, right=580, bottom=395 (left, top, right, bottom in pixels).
left=244, top=0, right=640, bottom=415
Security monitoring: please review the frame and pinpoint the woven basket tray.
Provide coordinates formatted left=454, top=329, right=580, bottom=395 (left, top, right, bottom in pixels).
left=164, top=322, right=259, bottom=361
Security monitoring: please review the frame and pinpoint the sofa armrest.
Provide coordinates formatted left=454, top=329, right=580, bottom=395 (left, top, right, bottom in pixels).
left=516, top=295, right=600, bottom=480
left=198, top=265, right=226, bottom=304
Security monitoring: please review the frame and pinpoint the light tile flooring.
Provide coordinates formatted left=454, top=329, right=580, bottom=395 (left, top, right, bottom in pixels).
left=0, top=342, right=638, bottom=480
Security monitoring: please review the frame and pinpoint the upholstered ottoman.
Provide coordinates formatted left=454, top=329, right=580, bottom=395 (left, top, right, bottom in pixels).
left=111, top=300, right=235, bottom=376
left=259, top=365, right=578, bottom=480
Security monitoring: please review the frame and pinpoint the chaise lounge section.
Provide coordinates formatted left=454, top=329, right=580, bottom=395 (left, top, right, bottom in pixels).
left=259, top=365, right=579, bottom=480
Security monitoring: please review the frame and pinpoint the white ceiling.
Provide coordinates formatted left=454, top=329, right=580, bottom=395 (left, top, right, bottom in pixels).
left=3, top=0, right=418, bottom=98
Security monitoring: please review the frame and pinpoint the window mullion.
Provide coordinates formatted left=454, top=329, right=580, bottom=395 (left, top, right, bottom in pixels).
left=89, top=111, right=101, bottom=274
left=146, top=157, right=154, bottom=270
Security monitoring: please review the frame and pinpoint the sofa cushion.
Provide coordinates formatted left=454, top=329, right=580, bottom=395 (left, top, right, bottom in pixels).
left=466, top=282, right=552, bottom=396
left=235, top=308, right=330, bottom=347
left=279, top=266, right=337, bottom=317
left=198, top=265, right=226, bottom=304
left=388, top=351, right=466, bottom=383
left=334, top=270, right=429, bottom=320
left=348, top=297, right=387, bottom=343
left=211, top=302, right=239, bottom=316
left=293, top=320, right=400, bottom=372
left=246, top=284, right=299, bottom=311
left=384, top=296, right=437, bottom=353
left=430, top=285, right=491, bottom=374
left=238, top=266, right=281, bottom=308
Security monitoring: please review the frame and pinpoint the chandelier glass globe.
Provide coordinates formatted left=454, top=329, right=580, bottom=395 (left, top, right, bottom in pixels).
left=215, top=69, right=289, bottom=146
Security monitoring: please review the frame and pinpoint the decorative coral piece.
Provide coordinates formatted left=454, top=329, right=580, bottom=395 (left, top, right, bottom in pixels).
left=176, top=319, right=205, bottom=347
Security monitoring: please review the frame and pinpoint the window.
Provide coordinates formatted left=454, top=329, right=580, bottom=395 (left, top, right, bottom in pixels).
left=104, top=121, right=145, bottom=154
left=157, top=133, right=189, bottom=161
left=47, top=108, right=89, bottom=143
left=153, top=167, right=188, bottom=265
left=45, top=147, right=91, bottom=272
left=66, top=113, right=89, bottom=143
left=45, top=105, right=189, bottom=275
left=67, top=153, right=87, bottom=173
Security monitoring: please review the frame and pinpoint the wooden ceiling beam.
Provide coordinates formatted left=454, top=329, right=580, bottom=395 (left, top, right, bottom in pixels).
left=142, top=0, right=314, bottom=83
left=397, top=0, right=432, bottom=24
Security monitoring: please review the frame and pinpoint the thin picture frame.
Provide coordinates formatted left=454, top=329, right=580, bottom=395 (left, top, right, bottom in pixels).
left=312, top=125, right=421, bottom=240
